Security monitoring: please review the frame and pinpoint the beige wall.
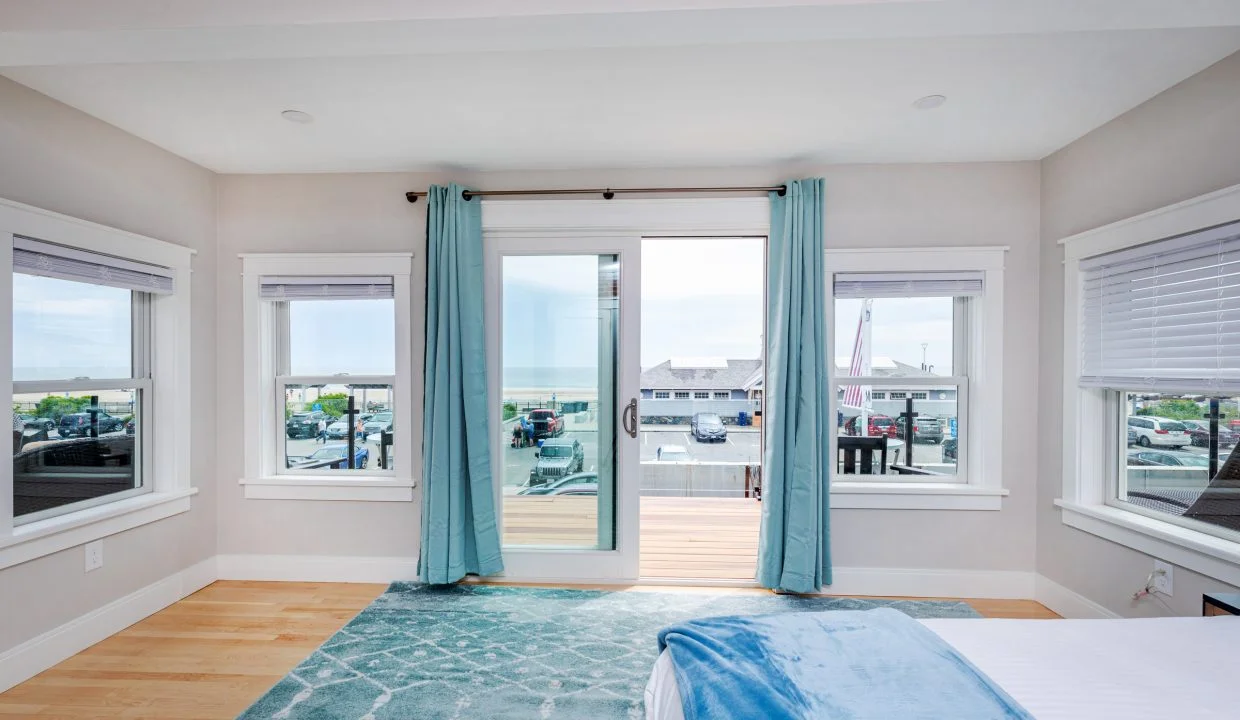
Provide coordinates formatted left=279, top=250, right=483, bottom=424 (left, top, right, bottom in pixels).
left=0, top=76, right=217, bottom=652
left=216, top=162, right=1041, bottom=572
left=1038, top=51, right=1240, bottom=616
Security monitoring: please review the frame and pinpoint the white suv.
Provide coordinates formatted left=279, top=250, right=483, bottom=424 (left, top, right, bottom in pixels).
left=1127, top=416, right=1189, bottom=449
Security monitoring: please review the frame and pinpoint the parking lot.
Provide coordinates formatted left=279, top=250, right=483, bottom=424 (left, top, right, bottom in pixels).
left=285, top=434, right=389, bottom=468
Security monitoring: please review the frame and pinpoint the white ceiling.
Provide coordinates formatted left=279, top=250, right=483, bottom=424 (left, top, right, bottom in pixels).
left=3, top=0, right=1240, bottom=173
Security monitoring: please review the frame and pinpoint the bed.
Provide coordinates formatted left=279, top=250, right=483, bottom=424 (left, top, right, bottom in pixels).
left=645, top=615, right=1240, bottom=719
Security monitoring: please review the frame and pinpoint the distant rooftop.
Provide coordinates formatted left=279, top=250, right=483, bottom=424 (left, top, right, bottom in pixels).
left=669, top=357, right=729, bottom=370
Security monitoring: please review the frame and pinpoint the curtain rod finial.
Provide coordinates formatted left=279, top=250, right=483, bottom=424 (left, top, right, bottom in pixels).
left=405, top=192, right=419, bottom=204
left=777, top=185, right=788, bottom=197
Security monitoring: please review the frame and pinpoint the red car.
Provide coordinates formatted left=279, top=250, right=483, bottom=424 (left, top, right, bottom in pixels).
left=844, top=414, right=898, bottom=438
left=528, top=409, right=564, bottom=439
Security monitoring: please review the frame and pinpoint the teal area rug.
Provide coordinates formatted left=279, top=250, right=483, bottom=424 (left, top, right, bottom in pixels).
left=237, top=583, right=980, bottom=719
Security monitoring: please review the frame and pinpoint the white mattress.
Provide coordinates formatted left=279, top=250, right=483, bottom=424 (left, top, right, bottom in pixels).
left=645, top=616, right=1240, bottom=719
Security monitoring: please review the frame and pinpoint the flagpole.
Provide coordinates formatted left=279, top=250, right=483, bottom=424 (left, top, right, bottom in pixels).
left=860, top=299, right=872, bottom=435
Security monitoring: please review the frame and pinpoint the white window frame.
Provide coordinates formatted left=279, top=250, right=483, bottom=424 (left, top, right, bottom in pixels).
left=0, top=198, right=195, bottom=571
left=240, top=253, right=414, bottom=502
left=674, top=391, right=690, bottom=400
left=713, top=391, right=730, bottom=400
left=827, top=247, right=1008, bottom=511
left=654, top=391, right=670, bottom=399
left=1060, top=182, right=1240, bottom=586
left=693, top=391, right=710, bottom=400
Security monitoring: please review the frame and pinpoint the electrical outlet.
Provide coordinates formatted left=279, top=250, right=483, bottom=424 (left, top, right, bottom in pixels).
left=1152, top=560, right=1173, bottom=596
left=84, top=540, right=103, bottom=572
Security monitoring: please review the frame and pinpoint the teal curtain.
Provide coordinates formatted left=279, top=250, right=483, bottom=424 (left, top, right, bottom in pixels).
left=419, top=184, right=504, bottom=584
left=757, top=178, right=831, bottom=593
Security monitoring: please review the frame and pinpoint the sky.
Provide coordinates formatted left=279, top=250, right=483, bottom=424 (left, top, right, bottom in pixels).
left=13, top=273, right=132, bottom=381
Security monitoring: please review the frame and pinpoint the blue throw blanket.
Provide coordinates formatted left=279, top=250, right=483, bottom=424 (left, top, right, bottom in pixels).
left=657, top=608, right=1032, bottom=720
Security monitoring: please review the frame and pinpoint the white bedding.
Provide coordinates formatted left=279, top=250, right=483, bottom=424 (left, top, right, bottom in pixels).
left=645, top=616, right=1240, bottom=719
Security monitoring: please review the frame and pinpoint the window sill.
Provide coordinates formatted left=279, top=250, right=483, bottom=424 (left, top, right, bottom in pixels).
left=830, top=482, right=1006, bottom=510
left=1057, top=500, right=1240, bottom=587
left=240, top=477, right=416, bottom=502
left=0, top=488, right=196, bottom=571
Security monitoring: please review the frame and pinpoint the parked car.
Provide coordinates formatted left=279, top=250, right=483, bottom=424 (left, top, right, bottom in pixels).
left=1128, top=427, right=1138, bottom=446
left=286, top=410, right=336, bottom=439
left=690, top=413, right=727, bottom=443
left=1179, top=420, right=1239, bottom=449
left=942, top=437, right=958, bottom=463
left=292, top=443, right=369, bottom=470
left=518, top=472, right=598, bottom=495
left=528, top=409, right=564, bottom=439
left=325, top=419, right=351, bottom=440
left=58, top=410, right=126, bottom=438
left=19, top=415, right=55, bottom=433
left=1126, top=449, right=1211, bottom=468
left=656, top=445, right=692, bottom=462
left=1126, top=416, right=1189, bottom=448
left=125, top=417, right=135, bottom=435
left=896, top=416, right=943, bottom=444
left=529, top=438, right=585, bottom=486
left=843, top=414, right=898, bottom=438
left=364, top=411, right=393, bottom=436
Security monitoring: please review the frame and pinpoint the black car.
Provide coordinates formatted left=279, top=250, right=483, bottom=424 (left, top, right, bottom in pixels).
left=363, top=411, right=393, bottom=436
left=19, top=415, right=55, bottom=433
left=690, top=413, right=727, bottom=443
left=286, top=410, right=335, bottom=439
left=58, top=410, right=126, bottom=438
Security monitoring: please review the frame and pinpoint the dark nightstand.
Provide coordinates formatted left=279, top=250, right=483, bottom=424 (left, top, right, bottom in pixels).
left=1203, top=592, right=1240, bottom=616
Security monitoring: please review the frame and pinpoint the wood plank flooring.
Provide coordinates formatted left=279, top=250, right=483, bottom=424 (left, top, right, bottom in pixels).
left=0, top=581, right=1057, bottom=718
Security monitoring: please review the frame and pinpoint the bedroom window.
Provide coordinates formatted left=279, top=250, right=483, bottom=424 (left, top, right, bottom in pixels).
left=10, top=242, right=162, bottom=524
left=1, top=203, right=194, bottom=572
left=833, top=275, right=975, bottom=480
left=827, top=247, right=1006, bottom=511
left=240, top=254, right=414, bottom=501
left=1076, top=220, right=1240, bottom=543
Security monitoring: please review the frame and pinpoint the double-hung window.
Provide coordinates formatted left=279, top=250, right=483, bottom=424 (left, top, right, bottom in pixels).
left=241, top=254, right=413, bottom=502
left=1078, top=220, right=1240, bottom=541
left=2, top=200, right=193, bottom=570
left=827, top=247, right=1006, bottom=510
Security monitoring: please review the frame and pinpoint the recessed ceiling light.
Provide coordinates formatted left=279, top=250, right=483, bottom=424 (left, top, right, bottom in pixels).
left=912, top=95, right=947, bottom=111
left=281, top=109, right=314, bottom=124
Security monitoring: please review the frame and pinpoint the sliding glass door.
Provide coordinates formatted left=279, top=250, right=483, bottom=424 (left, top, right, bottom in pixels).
left=485, top=236, right=640, bottom=581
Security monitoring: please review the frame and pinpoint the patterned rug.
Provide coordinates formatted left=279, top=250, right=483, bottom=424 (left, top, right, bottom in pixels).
left=237, top=583, right=981, bottom=720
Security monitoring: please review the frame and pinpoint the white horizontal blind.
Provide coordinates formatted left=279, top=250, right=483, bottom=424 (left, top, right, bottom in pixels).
left=259, top=275, right=394, bottom=301
left=1080, top=220, right=1240, bottom=391
left=833, top=272, right=983, bottom=298
left=12, top=235, right=174, bottom=294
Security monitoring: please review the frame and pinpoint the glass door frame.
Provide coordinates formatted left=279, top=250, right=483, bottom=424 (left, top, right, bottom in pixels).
left=484, top=233, right=642, bottom=582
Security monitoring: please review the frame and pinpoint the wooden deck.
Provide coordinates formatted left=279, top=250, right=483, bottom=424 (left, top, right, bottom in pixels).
left=503, top=495, right=761, bottom=580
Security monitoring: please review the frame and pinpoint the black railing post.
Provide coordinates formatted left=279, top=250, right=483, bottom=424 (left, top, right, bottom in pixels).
left=1207, top=398, right=1221, bottom=479
left=88, top=394, right=100, bottom=438
left=380, top=430, right=392, bottom=470
left=346, top=395, right=358, bottom=470
left=899, top=397, right=918, bottom=468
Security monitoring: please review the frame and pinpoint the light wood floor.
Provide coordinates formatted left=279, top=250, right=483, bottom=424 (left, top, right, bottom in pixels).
left=0, top=581, right=1057, bottom=718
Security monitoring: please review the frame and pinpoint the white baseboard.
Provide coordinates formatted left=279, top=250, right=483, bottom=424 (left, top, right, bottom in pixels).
left=215, top=553, right=419, bottom=583
left=824, top=567, right=1036, bottom=600
left=0, top=556, right=216, bottom=694
left=215, top=554, right=1036, bottom=600
left=1034, top=574, right=1121, bottom=619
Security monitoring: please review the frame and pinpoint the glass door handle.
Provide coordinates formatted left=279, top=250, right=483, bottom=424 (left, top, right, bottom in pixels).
left=622, top=398, right=638, bottom=439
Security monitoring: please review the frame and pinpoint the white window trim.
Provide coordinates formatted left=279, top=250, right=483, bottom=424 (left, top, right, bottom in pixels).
left=827, top=246, right=1008, bottom=511
left=240, top=253, right=415, bottom=502
left=0, top=198, right=195, bottom=571
left=1059, top=181, right=1240, bottom=586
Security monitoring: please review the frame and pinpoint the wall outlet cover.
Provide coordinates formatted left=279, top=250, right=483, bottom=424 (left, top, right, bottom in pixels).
left=1153, top=559, right=1173, bottom=596
left=84, top=540, right=103, bottom=572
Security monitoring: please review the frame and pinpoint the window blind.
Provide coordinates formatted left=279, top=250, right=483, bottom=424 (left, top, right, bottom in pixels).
left=259, top=275, right=394, bottom=301
left=1079, top=220, right=1240, bottom=392
left=12, top=236, right=174, bottom=294
left=833, top=272, right=983, bottom=299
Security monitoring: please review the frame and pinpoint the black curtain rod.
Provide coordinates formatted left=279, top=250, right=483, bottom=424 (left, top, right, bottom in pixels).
left=404, top=184, right=787, bottom=203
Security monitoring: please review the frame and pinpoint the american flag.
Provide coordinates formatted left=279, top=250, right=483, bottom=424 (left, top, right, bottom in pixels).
left=843, top=303, right=866, bottom=408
